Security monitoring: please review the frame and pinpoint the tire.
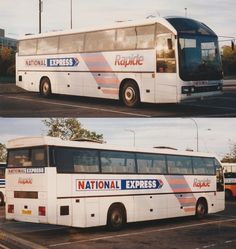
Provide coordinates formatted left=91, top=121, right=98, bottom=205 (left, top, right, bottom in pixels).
left=121, top=81, right=140, bottom=107
left=225, top=189, right=233, bottom=200
left=196, top=199, right=208, bottom=219
left=107, top=205, right=126, bottom=231
left=0, top=193, right=4, bottom=206
left=40, top=77, right=52, bottom=97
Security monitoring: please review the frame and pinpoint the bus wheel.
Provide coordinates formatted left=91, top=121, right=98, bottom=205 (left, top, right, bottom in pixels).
left=40, top=77, right=52, bottom=97
left=121, top=81, right=140, bottom=107
left=0, top=193, right=4, bottom=206
left=196, top=199, right=208, bottom=219
left=225, top=189, right=233, bottom=200
left=107, top=204, right=126, bottom=231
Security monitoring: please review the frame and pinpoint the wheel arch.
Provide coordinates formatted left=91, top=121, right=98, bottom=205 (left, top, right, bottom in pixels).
left=107, top=202, right=127, bottom=224
left=196, top=197, right=208, bottom=213
left=119, top=78, right=140, bottom=101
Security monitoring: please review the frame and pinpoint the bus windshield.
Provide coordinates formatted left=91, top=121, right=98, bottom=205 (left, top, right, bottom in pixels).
left=178, top=35, right=222, bottom=81
left=8, top=147, right=47, bottom=167
left=166, top=17, right=223, bottom=81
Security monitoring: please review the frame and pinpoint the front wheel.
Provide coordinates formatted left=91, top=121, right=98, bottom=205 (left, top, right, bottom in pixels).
left=107, top=205, right=126, bottom=231
left=40, top=77, right=52, bottom=97
left=121, top=81, right=140, bottom=107
left=196, top=199, right=208, bottom=219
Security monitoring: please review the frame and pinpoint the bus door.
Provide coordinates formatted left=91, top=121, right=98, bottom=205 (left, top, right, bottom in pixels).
left=216, top=160, right=225, bottom=211
left=155, top=33, right=178, bottom=103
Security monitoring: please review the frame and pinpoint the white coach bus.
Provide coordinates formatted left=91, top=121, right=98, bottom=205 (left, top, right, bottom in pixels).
left=16, top=17, right=223, bottom=107
left=6, top=136, right=224, bottom=230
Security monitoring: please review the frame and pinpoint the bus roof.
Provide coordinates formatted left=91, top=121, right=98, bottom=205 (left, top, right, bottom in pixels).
left=18, top=16, right=176, bottom=40
left=7, top=136, right=218, bottom=159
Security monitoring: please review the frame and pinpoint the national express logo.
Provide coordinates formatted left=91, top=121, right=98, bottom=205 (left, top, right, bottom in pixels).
left=76, top=179, right=163, bottom=191
left=25, top=57, right=79, bottom=67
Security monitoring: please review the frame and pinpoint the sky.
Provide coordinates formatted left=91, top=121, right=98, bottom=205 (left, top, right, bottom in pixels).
left=0, top=0, right=235, bottom=45
left=0, top=118, right=236, bottom=160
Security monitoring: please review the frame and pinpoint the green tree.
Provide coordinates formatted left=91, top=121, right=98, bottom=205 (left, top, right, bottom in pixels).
left=0, top=46, right=15, bottom=77
left=221, top=144, right=236, bottom=163
left=0, top=143, right=7, bottom=162
left=42, top=118, right=104, bottom=142
left=221, top=45, right=236, bottom=76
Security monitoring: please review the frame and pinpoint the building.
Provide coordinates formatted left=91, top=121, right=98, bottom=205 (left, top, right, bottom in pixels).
left=0, top=28, right=17, bottom=51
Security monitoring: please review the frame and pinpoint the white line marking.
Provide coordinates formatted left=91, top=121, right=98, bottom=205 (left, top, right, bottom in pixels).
left=0, top=95, right=150, bottom=117
left=202, top=244, right=216, bottom=248
left=48, top=218, right=236, bottom=247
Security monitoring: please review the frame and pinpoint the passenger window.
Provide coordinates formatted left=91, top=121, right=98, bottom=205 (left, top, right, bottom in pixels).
left=116, top=27, right=136, bottom=50
left=101, top=151, right=136, bottom=173
left=167, top=155, right=192, bottom=174
left=73, top=149, right=99, bottom=173
left=85, top=30, right=115, bottom=52
left=137, top=153, right=166, bottom=174
left=37, top=37, right=59, bottom=54
left=59, top=33, right=84, bottom=53
left=193, top=157, right=215, bottom=175
left=136, top=25, right=155, bottom=49
left=156, top=34, right=176, bottom=73
left=18, top=39, right=37, bottom=55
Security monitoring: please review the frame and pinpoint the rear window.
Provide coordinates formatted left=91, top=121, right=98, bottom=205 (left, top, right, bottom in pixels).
left=8, top=147, right=47, bottom=167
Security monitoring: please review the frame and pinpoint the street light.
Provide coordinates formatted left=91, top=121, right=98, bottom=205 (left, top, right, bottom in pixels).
left=39, top=0, right=43, bottom=33
left=70, top=0, right=73, bottom=29
left=184, top=8, right=187, bottom=17
left=125, top=129, right=136, bottom=147
left=189, top=118, right=199, bottom=152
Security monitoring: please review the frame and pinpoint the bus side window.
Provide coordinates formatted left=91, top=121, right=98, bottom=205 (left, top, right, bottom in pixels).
left=156, top=34, right=176, bottom=73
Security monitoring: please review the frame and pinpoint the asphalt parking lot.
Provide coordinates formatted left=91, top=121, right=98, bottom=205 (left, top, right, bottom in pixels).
left=0, top=80, right=236, bottom=117
left=1, top=200, right=236, bottom=249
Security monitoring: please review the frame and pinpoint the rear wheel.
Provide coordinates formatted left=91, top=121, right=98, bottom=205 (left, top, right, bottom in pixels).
left=196, top=199, right=208, bottom=218
left=121, top=81, right=140, bottom=107
left=40, top=77, right=52, bottom=97
left=107, top=204, right=126, bottom=231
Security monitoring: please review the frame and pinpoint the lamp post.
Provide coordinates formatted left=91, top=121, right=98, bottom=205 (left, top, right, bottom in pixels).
left=189, top=118, right=199, bottom=152
left=70, top=0, right=73, bottom=29
left=39, top=0, right=43, bottom=33
left=125, top=129, right=136, bottom=147
left=185, top=8, right=187, bottom=17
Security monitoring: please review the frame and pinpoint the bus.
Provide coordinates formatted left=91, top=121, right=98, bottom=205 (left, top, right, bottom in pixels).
left=222, top=163, right=236, bottom=199
left=5, top=136, right=224, bottom=230
left=16, top=16, right=223, bottom=107
left=0, top=162, right=6, bottom=206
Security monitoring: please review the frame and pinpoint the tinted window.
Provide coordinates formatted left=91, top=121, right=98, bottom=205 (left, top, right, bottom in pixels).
left=52, top=147, right=99, bottom=173
left=116, top=27, right=136, bottom=50
left=37, top=37, right=59, bottom=54
left=137, top=153, right=166, bottom=174
left=8, top=147, right=46, bottom=167
left=101, top=151, right=136, bottom=173
left=0, top=167, right=5, bottom=179
left=73, top=149, right=99, bottom=173
left=18, top=39, right=37, bottom=55
left=167, top=155, right=192, bottom=174
left=85, top=30, right=116, bottom=52
left=136, top=25, right=155, bottom=49
left=59, top=33, right=84, bottom=53
left=193, top=157, right=215, bottom=175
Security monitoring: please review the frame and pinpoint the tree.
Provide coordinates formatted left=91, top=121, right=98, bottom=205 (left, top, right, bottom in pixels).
left=0, top=143, right=7, bottom=162
left=0, top=46, right=15, bottom=77
left=221, top=144, right=236, bottom=163
left=221, top=45, right=236, bottom=76
left=42, top=118, right=104, bottom=142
